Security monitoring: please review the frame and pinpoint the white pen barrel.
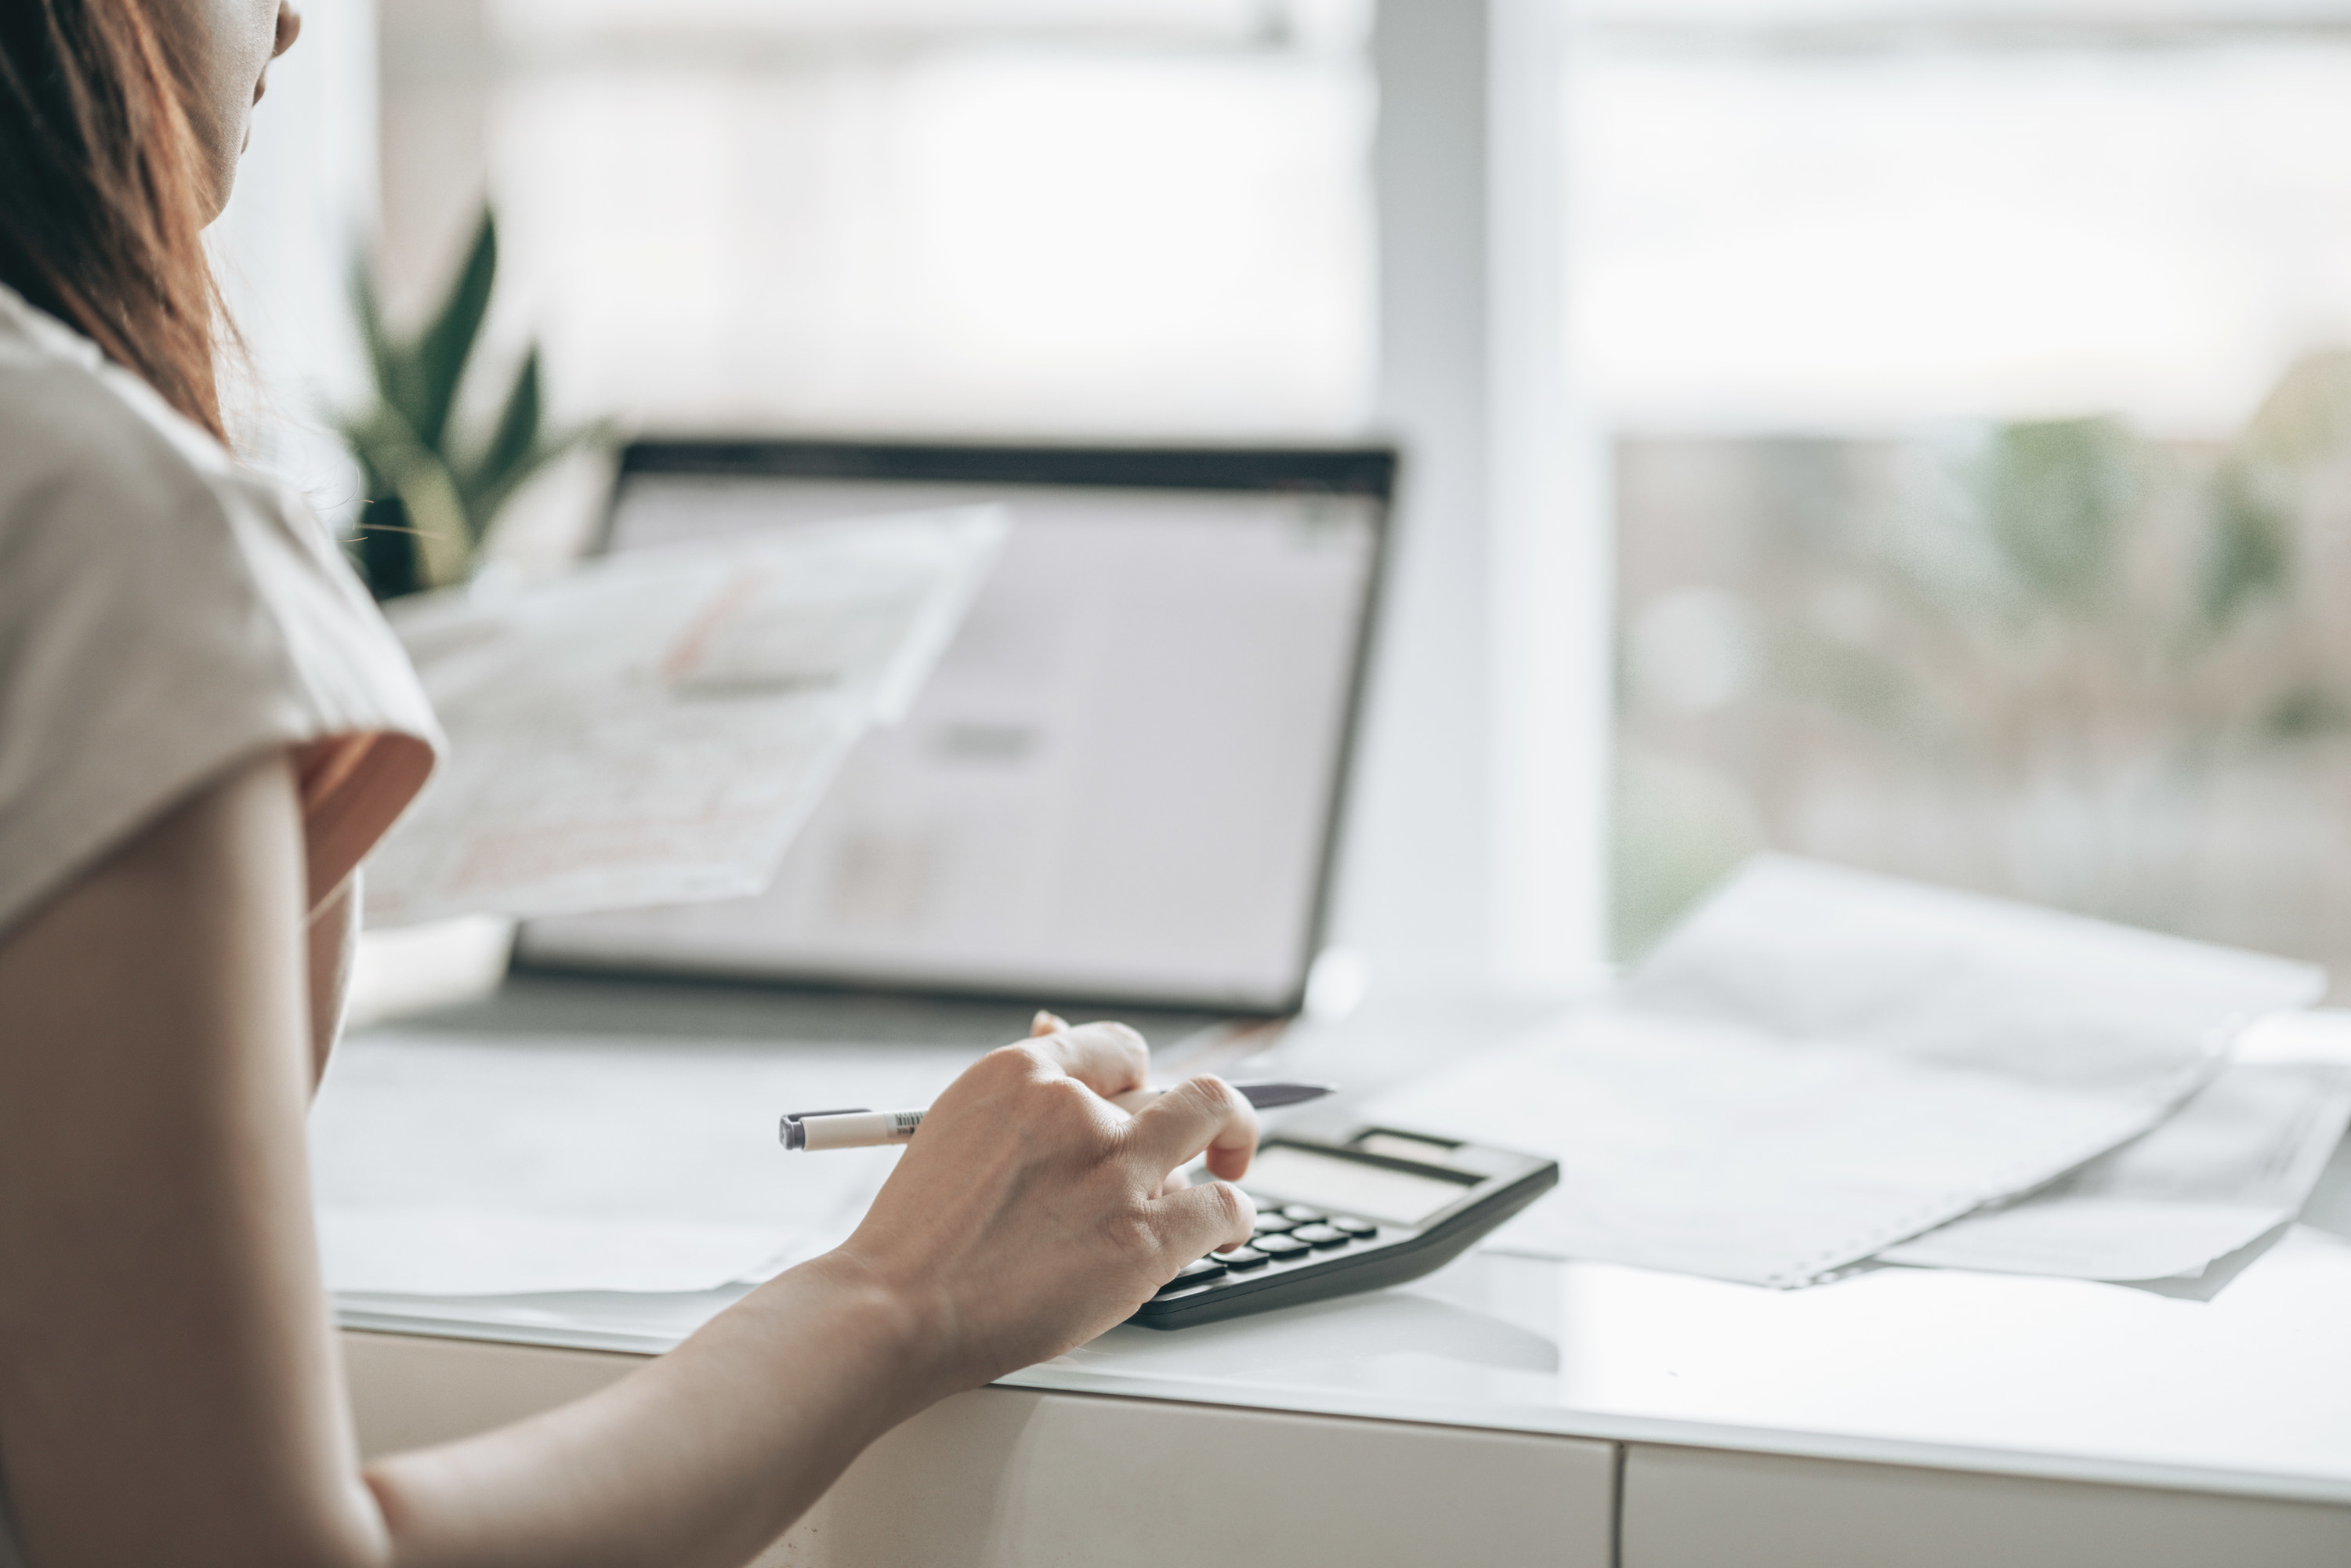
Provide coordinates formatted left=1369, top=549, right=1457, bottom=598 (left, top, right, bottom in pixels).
left=799, top=1110, right=921, bottom=1150
left=788, top=1085, right=1252, bottom=1151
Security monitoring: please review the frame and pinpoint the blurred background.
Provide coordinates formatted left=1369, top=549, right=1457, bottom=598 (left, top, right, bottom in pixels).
left=1592, top=0, right=2351, bottom=993
left=216, top=0, right=2351, bottom=1002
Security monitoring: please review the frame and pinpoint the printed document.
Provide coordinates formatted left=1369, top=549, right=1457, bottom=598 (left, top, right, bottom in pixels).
left=1878, top=1011, right=2351, bottom=1281
left=1365, top=857, right=2323, bottom=1287
left=362, top=509, right=1005, bottom=928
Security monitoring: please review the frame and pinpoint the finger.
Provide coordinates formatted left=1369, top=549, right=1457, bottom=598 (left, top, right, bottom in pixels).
left=1031, top=1009, right=1070, bottom=1037
left=1124, top=1074, right=1258, bottom=1184
left=1154, top=1178, right=1257, bottom=1260
left=1025, top=1020, right=1147, bottom=1099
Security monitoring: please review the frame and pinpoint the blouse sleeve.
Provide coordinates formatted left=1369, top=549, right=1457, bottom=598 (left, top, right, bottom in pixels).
left=0, top=350, right=441, bottom=941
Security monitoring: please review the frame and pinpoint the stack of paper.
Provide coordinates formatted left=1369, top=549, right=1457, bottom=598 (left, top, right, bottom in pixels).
left=1878, top=1010, right=2351, bottom=1282
left=1364, top=857, right=2327, bottom=1288
left=364, top=508, right=1005, bottom=928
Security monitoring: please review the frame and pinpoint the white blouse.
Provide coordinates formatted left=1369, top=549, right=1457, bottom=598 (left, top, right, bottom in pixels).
left=0, top=283, right=442, bottom=940
left=0, top=284, right=444, bottom=1561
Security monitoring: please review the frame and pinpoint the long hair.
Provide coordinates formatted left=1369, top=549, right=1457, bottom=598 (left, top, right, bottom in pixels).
left=0, top=0, right=229, bottom=442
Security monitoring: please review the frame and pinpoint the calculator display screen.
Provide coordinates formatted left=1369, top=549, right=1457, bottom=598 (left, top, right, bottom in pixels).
left=1245, top=1146, right=1473, bottom=1226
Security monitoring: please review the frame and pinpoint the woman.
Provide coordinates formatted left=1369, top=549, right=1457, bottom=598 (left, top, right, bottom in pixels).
left=0, top=3, right=1260, bottom=1563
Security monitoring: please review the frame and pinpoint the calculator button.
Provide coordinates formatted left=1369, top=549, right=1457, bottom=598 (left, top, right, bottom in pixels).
left=1217, top=1247, right=1271, bottom=1269
left=1253, top=1233, right=1311, bottom=1258
left=1331, top=1217, right=1379, bottom=1238
left=1155, top=1258, right=1226, bottom=1295
left=1281, top=1205, right=1326, bottom=1223
left=1252, top=1213, right=1300, bottom=1235
left=1290, top=1223, right=1349, bottom=1248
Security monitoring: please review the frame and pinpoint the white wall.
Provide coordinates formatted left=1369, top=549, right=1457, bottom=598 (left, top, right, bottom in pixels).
left=208, top=0, right=381, bottom=520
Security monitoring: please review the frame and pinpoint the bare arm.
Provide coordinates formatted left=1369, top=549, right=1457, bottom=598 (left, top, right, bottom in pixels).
left=306, top=880, right=357, bottom=1091
left=0, top=751, right=1257, bottom=1567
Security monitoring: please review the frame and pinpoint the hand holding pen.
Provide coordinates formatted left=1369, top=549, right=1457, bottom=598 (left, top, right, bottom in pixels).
left=781, top=1011, right=1334, bottom=1150
left=813, top=1012, right=1266, bottom=1388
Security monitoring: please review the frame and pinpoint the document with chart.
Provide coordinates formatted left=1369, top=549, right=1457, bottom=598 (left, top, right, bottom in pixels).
left=361, top=509, right=1005, bottom=929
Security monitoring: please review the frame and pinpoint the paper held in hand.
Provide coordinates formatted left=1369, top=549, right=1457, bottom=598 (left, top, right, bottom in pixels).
left=361, top=508, right=1006, bottom=929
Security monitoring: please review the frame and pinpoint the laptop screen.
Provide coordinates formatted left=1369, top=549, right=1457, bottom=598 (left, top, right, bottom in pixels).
left=516, top=443, right=1390, bottom=1014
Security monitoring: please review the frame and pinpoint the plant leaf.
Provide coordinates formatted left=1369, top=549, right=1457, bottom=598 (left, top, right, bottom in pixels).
left=462, top=346, right=545, bottom=540
left=350, top=255, right=396, bottom=395
left=344, top=403, right=473, bottom=589
left=1974, top=417, right=2138, bottom=615
left=393, top=449, right=475, bottom=591
left=464, top=418, right=613, bottom=541
left=409, top=209, right=498, bottom=449
left=2201, top=461, right=2294, bottom=633
left=347, top=253, right=427, bottom=454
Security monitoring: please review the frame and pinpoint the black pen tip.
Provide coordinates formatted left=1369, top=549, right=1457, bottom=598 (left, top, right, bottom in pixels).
left=1234, top=1081, right=1339, bottom=1109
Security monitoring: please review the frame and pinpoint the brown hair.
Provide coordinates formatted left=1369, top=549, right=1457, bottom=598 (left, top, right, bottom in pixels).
left=0, top=0, right=229, bottom=442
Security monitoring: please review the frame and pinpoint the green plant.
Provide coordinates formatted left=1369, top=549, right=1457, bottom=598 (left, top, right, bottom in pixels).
left=1610, top=359, right=2351, bottom=954
left=339, top=209, right=594, bottom=600
left=1775, top=371, right=2351, bottom=781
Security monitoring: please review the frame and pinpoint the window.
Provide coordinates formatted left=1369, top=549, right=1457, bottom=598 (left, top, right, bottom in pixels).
left=1587, top=0, right=2351, bottom=988
left=386, top=0, right=1375, bottom=436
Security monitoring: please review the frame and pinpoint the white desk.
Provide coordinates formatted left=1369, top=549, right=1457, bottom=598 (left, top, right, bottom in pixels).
left=334, top=981, right=2351, bottom=1566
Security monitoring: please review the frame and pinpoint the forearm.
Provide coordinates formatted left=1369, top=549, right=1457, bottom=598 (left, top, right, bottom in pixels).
left=363, top=1256, right=946, bottom=1568
left=304, top=881, right=358, bottom=1088
left=0, top=755, right=1242, bottom=1566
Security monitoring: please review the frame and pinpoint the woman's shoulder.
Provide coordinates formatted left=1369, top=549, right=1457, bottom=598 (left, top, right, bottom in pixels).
left=0, top=284, right=395, bottom=661
left=0, top=284, right=242, bottom=552
left=0, top=277, right=439, bottom=751
left=0, top=287, right=442, bottom=940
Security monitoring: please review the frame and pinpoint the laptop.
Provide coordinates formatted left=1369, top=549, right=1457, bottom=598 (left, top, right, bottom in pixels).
left=513, top=438, right=1395, bottom=1052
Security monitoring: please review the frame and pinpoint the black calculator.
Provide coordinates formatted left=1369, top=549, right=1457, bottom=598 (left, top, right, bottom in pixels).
left=1128, top=1124, right=1559, bottom=1329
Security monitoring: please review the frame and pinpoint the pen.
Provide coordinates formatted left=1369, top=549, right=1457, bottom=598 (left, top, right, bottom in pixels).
left=780, top=1081, right=1337, bottom=1151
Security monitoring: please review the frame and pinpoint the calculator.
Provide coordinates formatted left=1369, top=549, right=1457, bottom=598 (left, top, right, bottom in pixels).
left=1128, top=1124, right=1559, bottom=1329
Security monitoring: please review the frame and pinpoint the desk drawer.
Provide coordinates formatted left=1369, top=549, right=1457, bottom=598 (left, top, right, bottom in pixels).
left=342, top=1332, right=1616, bottom=1566
left=1622, top=1443, right=2351, bottom=1568
left=766, top=1389, right=1615, bottom=1568
left=342, top=1330, right=639, bottom=1455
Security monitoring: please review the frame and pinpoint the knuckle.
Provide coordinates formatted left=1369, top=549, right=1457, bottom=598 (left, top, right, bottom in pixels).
left=1073, top=1020, right=1149, bottom=1072
left=1102, top=1204, right=1165, bottom=1270
left=970, top=1045, right=1074, bottom=1131
left=1201, top=1178, right=1252, bottom=1232
left=979, top=1041, right=1052, bottom=1081
left=1027, top=1074, right=1109, bottom=1142
left=1184, top=1074, right=1248, bottom=1118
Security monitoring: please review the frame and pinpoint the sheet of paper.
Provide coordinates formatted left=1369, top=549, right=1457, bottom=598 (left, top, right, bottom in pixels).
left=310, top=1030, right=981, bottom=1295
left=321, top=1211, right=796, bottom=1296
left=1878, top=1012, right=2351, bottom=1280
left=1363, top=856, right=2324, bottom=1288
left=363, top=509, right=1005, bottom=929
